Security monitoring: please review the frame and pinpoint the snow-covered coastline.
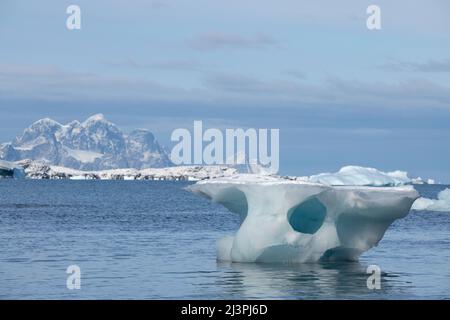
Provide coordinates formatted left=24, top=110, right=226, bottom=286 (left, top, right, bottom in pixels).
left=3, top=160, right=440, bottom=185
left=16, top=159, right=238, bottom=181
left=0, top=115, right=440, bottom=184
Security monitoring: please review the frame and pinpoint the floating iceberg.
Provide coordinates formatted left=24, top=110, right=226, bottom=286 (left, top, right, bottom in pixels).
left=0, top=159, right=25, bottom=179
left=411, top=188, right=450, bottom=212
left=308, top=166, right=411, bottom=186
left=187, top=170, right=419, bottom=263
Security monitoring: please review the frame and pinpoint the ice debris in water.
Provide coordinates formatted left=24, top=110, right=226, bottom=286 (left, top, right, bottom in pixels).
left=412, top=188, right=450, bottom=212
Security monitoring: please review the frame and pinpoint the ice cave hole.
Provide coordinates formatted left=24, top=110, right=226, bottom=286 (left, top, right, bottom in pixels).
left=216, top=188, right=248, bottom=221
left=287, top=197, right=327, bottom=234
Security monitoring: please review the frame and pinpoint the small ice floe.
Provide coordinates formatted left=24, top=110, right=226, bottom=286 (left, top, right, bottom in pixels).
left=412, top=188, right=450, bottom=212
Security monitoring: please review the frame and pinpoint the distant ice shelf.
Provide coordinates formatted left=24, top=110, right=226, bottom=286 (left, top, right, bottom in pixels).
left=187, top=172, right=419, bottom=263
left=15, top=159, right=238, bottom=181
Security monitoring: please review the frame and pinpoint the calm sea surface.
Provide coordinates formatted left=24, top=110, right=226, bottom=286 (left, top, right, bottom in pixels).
left=0, top=180, right=449, bottom=299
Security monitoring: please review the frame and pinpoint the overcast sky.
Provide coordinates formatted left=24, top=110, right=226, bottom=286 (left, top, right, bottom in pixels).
left=1, top=0, right=449, bottom=181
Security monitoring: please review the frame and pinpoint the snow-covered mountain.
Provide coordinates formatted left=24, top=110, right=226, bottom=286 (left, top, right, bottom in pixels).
left=0, top=114, right=172, bottom=170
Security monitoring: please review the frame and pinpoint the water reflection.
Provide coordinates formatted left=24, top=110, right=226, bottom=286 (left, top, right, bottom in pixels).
left=216, top=261, right=400, bottom=299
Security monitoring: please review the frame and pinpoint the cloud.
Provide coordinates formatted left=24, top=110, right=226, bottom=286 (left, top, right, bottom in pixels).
left=326, top=77, right=450, bottom=104
left=205, top=73, right=274, bottom=93
left=281, top=69, right=306, bottom=80
left=103, top=58, right=202, bottom=71
left=0, top=64, right=61, bottom=77
left=2, top=63, right=450, bottom=111
left=0, top=63, right=187, bottom=102
left=189, top=32, right=277, bottom=50
left=203, top=72, right=310, bottom=96
left=150, top=1, right=169, bottom=9
left=378, top=58, right=450, bottom=73
left=202, top=71, right=450, bottom=108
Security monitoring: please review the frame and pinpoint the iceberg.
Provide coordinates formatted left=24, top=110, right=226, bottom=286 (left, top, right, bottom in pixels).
left=411, top=177, right=436, bottom=185
left=411, top=188, right=450, bottom=212
left=308, top=166, right=411, bottom=186
left=0, top=159, right=25, bottom=179
left=187, top=170, right=419, bottom=263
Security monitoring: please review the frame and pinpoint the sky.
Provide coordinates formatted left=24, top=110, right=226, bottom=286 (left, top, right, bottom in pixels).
left=0, top=0, right=450, bottom=181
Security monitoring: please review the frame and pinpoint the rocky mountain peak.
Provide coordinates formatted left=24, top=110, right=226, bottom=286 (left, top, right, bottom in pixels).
left=0, top=115, right=172, bottom=170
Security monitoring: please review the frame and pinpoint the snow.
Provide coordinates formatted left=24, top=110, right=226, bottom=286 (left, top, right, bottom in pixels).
left=412, top=188, right=450, bottom=212
left=15, top=136, right=48, bottom=151
left=411, top=177, right=437, bottom=185
left=226, top=151, right=275, bottom=175
left=32, top=118, right=61, bottom=127
left=0, top=114, right=172, bottom=170
left=0, top=159, right=14, bottom=170
left=70, top=175, right=89, bottom=180
left=187, top=173, right=419, bottom=263
left=82, top=113, right=107, bottom=125
left=19, top=160, right=238, bottom=181
left=308, top=165, right=411, bottom=186
left=64, top=147, right=103, bottom=163
left=195, top=173, right=294, bottom=185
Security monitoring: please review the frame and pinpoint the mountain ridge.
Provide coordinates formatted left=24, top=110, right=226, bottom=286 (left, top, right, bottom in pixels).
left=0, top=114, right=172, bottom=170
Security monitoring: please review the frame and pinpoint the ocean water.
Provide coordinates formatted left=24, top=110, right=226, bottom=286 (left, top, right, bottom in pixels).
left=0, top=180, right=448, bottom=300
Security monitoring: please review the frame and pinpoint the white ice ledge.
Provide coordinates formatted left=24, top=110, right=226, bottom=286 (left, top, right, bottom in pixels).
left=186, top=174, right=419, bottom=263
